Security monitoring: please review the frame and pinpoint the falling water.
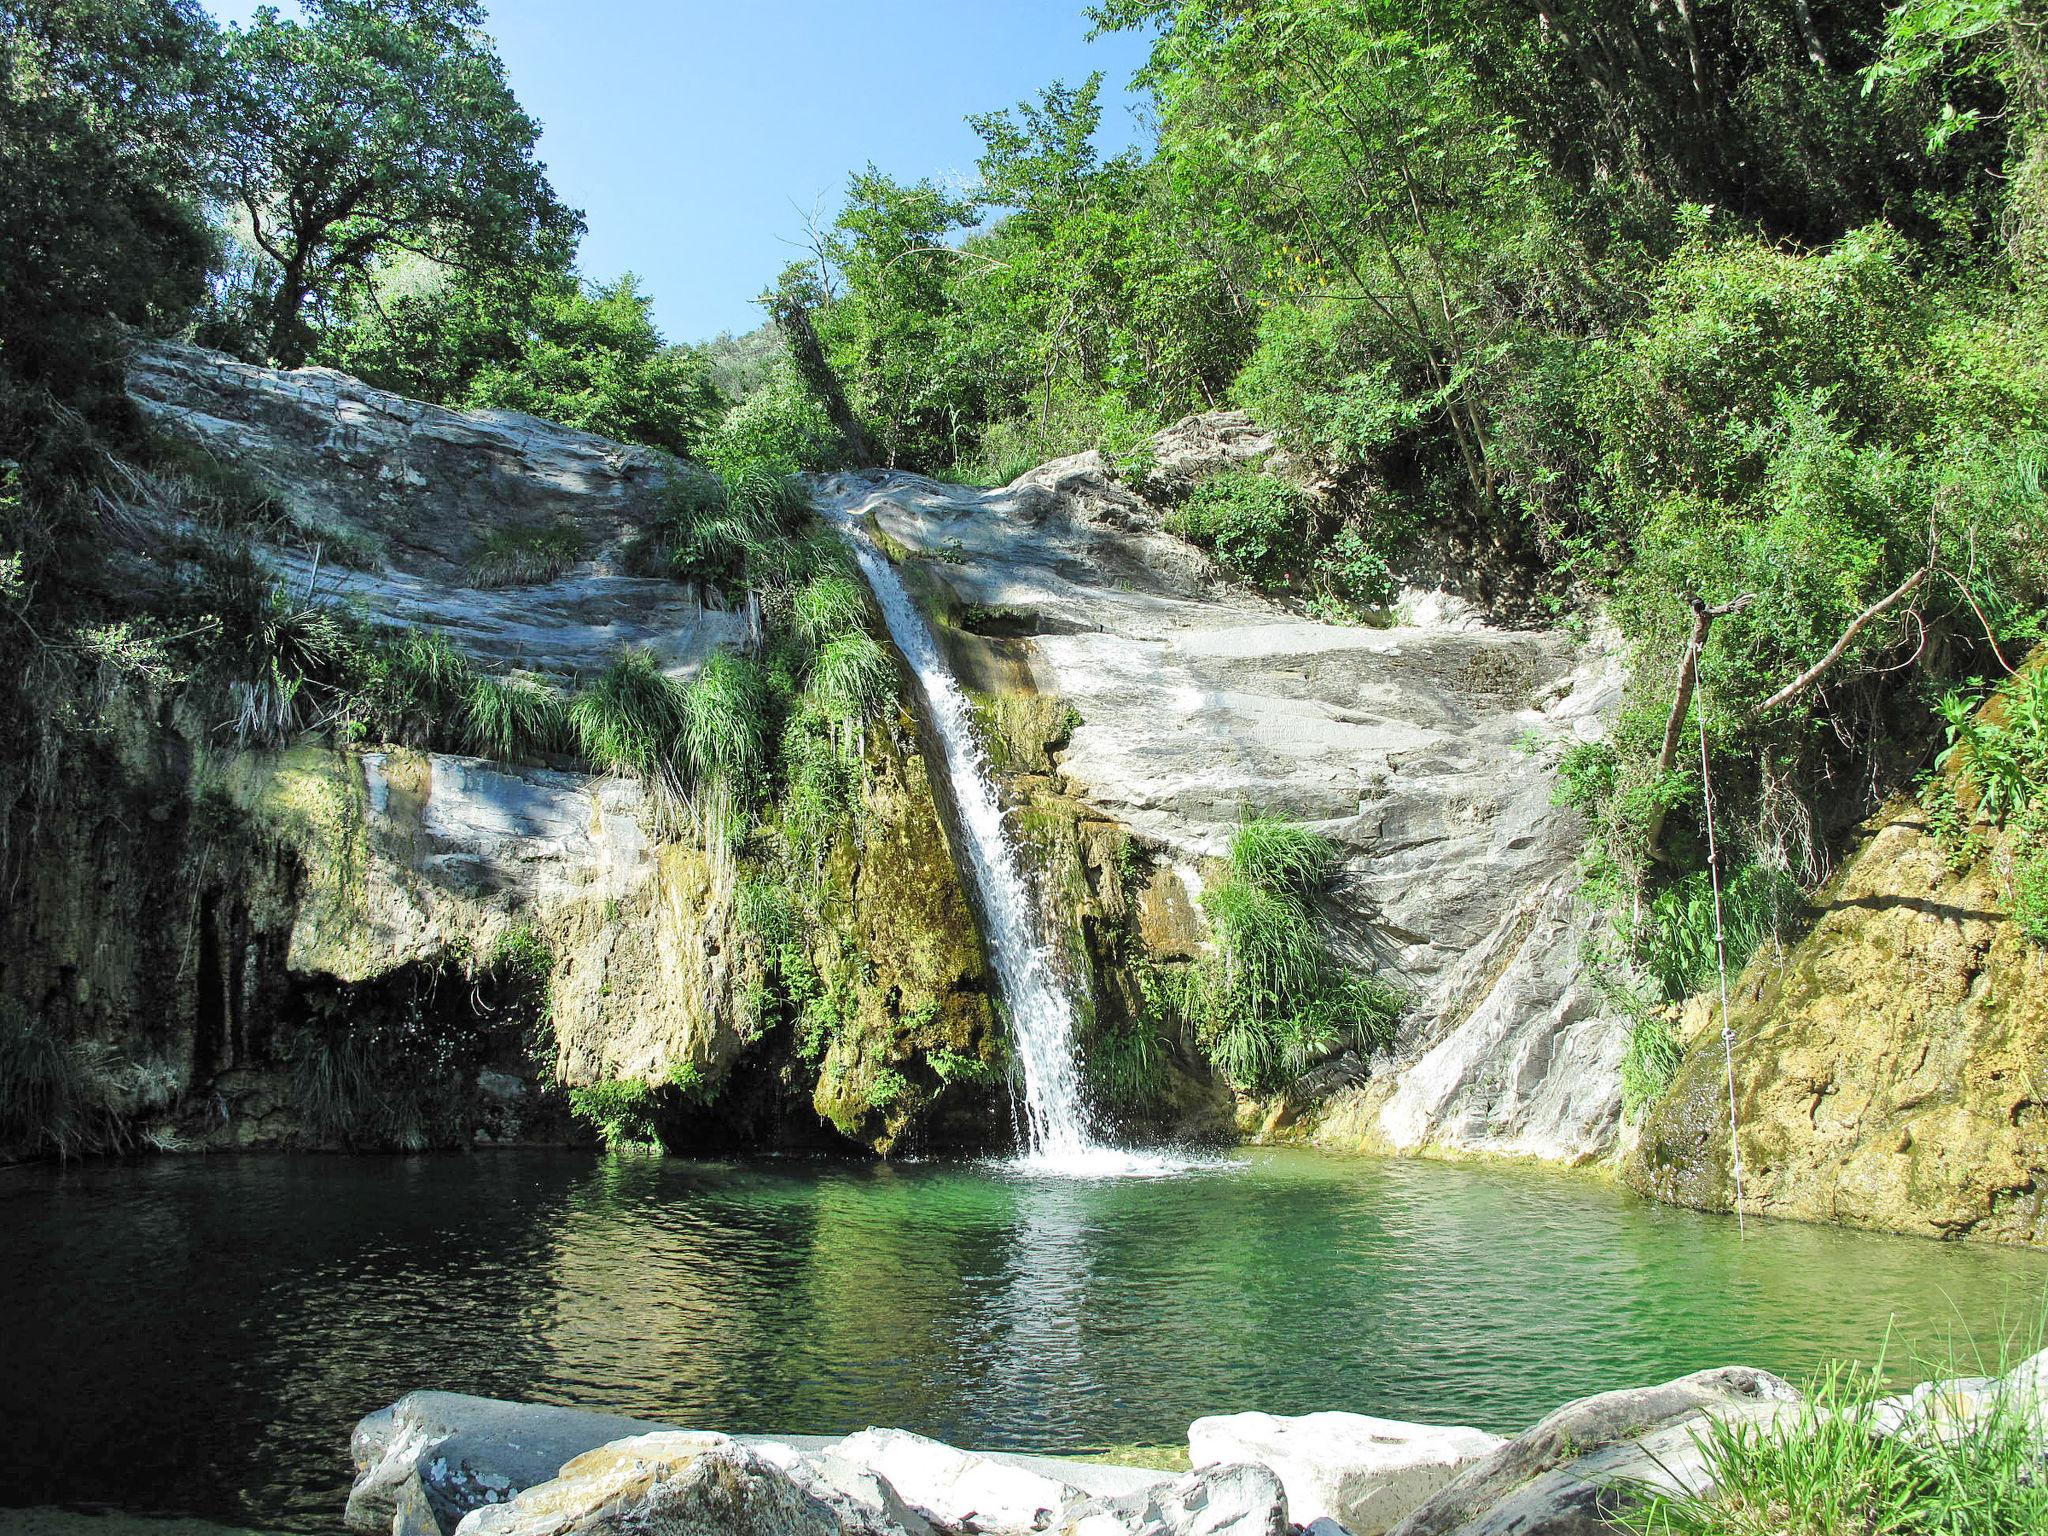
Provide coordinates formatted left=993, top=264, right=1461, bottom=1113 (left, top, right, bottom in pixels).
left=839, top=524, right=1104, bottom=1168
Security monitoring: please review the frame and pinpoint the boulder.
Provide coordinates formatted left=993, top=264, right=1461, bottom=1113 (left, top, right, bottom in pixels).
left=453, top=1434, right=841, bottom=1536
left=1188, top=1411, right=1505, bottom=1534
left=1387, top=1367, right=1800, bottom=1536
left=1058, top=1462, right=1289, bottom=1536
left=828, top=1427, right=1085, bottom=1532
left=749, top=1440, right=937, bottom=1536
left=346, top=1392, right=678, bottom=1536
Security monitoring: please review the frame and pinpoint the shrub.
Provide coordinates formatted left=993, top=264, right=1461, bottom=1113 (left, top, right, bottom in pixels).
left=465, top=523, right=584, bottom=588
left=2013, top=839, right=2048, bottom=946
left=865, top=1066, right=911, bottom=1112
left=699, top=373, right=844, bottom=479
left=928, top=1046, right=1001, bottom=1088
left=1166, top=470, right=1306, bottom=591
left=569, top=1078, right=660, bottom=1151
left=0, top=1010, right=133, bottom=1159
left=1313, top=525, right=1400, bottom=613
left=1631, top=863, right=1806, bottom=1003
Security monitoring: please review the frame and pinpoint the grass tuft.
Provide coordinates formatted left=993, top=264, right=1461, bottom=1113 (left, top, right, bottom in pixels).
left=465, top=523, right=585, bottom=588
left=464, top=672, right=571, bottom=761
left=570, top=647, right=686, bottom=783
left=1228, top=813, right=1341, bottom=896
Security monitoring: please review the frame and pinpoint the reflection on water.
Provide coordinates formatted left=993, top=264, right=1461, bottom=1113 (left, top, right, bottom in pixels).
left=2, top=1148, right=2042, bottom=1532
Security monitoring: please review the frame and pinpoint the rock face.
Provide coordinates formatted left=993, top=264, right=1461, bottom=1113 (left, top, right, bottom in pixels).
left=455, top=1436, right=841, bottom=1536
left=1187, top=1412, right=1504, bottom=1535
left=1626, top=777, right=2048, bottom=1244
left=1387, top=1367, right=1801, bottom=1536
left=819, top=462, right=1626, bottom=1162
left=0, top=341, right=1009, bottom=1161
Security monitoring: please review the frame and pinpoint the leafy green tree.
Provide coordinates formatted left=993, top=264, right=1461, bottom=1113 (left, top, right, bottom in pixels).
left=0, top=0, right=219, bottom=428
left=216, top=0, right=577, bottom=366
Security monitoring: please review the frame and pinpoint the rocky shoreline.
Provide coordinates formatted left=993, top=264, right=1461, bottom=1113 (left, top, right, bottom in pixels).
left=342, top=1350, right=2048, bottom=1536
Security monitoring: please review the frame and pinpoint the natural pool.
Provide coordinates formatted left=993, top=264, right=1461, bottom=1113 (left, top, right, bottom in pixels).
left=3, top=1148, right=2043, bottom=1532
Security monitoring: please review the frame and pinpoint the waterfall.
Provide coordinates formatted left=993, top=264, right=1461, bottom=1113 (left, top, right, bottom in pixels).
left=839, top=522, right=1101, bottom=1165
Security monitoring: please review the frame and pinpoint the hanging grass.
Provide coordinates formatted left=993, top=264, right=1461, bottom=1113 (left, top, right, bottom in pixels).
left=464, top=673, right=571, bottom=761
left=680, top=649, right=770, bottom=787
left=792, top=571, right=870, bottom=644
left=1619, top=1013, right=1684, bottom=1118
left=1159, top=814, right=1406, bottom=1096
left=1087, top=1017, right=1168, bottom=1109
left=806, top=632, right=896, bottom=727
left=1228, top=814, right=1341, bottom=896
left=570, top=647, right=685, bottom=782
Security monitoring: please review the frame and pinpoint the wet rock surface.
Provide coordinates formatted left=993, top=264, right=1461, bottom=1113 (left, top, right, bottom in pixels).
left=820, top=464, right=1626, bottom=1163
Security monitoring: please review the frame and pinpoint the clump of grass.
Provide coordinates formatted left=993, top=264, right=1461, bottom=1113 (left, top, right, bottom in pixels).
left=570, top=647, right=685, bottom=782
left=1618, top=1357, right=2048, bottom=1536
left=1086, top=1018, right=1166, bottom=1109
left=464, top=673, right=571, bottom=761
left=681, top=649, right=770, bottom=786
left=1228, top=813, right=1341, bottom=896
left=792, top=571, right=870, bottom=644
left=806, top=631, right=896, bottom=728
left=1619, top=1013, right=1684, bottom=1119
left=626, top=462, right=811, bottom=591
left=0, top=1010, right=128, bottom=1158
left=360, top=628, right=478, bottom=747
left=465, top=523, right=584, bottom=588
left=1159, top=814, right=1404, bottom=1096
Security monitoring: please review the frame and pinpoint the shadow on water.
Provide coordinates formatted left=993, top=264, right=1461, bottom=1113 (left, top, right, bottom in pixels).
left=2, top=1148, right=2044, bottom=1531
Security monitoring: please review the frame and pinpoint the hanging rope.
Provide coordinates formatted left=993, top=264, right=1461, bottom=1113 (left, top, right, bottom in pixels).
left=1696, top=670, right=1747, bottom=1238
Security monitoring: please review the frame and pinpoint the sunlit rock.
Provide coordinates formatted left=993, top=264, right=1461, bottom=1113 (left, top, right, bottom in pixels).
left=1187, top=1411, right=1504, bottom=1534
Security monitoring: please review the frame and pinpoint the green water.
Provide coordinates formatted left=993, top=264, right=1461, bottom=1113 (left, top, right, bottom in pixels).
left=2, top=1147, right=2042, bottom=1531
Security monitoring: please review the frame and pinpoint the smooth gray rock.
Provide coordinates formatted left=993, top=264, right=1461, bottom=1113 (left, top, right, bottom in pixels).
left=346, top=1392, right=679, bottom=1535
left=1386, top=1367, right=1801, bottom=1536
left=828, top=1426, right=1085, bottom=1532
left=818, top=464, right=1627, bottom=1162
left=750, top=1441, right=937, bottom=1536
left=1060, top=1462, right=1289, bottom=1536
left=453, top=1436, right=842, bottom=1536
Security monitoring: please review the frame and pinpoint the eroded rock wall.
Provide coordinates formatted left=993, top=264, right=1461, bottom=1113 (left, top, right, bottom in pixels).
left=1626, top=792, right=2048, bottom=1243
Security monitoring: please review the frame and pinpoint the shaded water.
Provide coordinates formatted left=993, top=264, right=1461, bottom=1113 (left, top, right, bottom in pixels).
left=2, top=1149, right=2043, bottom=1532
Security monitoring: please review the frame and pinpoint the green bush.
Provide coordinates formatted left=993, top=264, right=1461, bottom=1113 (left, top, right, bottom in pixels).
left=805, top=632, right=896, bottom=729
left=791, top=572, right=870, bottom=645
left=568, top=1077, right=660, bottom=1151
left=699, top=372, right=845, bottom=479
left=1166, top=471, right=1306, bottom=591
left=1086, top=1018, right=1167, bottom=1110
left=1631, top=863, right=1806, bottom=1003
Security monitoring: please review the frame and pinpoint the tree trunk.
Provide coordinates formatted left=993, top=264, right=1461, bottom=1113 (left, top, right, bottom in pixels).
left=1642, top=593, right=1754, bottom=862
left=770, top=292, right=876, bottom=469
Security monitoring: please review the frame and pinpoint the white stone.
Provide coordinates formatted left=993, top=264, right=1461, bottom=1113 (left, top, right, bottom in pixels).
left=830, top=1426, right=1084, bottom=1533
left=1188, top=1412, right=1504, bottom=1535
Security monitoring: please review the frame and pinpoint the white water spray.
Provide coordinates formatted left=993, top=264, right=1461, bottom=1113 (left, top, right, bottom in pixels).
left=839, top=525, right=1103, bottom=1168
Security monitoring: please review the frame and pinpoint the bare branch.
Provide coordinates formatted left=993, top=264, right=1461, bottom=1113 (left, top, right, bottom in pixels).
left=1759, top=565, right=1930, bottom=712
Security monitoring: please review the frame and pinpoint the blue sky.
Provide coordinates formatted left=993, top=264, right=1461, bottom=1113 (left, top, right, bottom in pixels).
left=204, top=2, right=1155, bottom=344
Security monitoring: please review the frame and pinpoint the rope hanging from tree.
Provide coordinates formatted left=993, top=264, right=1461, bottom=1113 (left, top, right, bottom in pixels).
left=1695, top=667, right=1747, bottom=1239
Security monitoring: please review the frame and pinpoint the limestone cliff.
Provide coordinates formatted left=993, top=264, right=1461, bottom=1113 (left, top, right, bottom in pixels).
left=1626, top=790, right=2048, bottom=1244
left=0, top=342, right=1001, bottom=1160
left=819, top=443, right=1628, bottom=1163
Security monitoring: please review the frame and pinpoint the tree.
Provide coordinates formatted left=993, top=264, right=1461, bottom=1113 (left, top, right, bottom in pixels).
left=217, top=0, right=578, bottom=367
left=0, top=0, right=219, bottom=462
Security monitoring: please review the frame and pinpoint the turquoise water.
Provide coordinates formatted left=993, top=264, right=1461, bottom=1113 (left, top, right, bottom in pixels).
left=2, top=1148, right=2043, bottom=1531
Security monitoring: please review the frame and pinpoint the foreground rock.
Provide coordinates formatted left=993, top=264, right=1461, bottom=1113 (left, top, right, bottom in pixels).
left=456, top=1435, right=840, bottom=1536
left=1188, top=1412, right=1504, bottom=1534
left=1058, top=1463, right=1289, bottom=1536
left=1387, top=1367, right=1800, bottom=1536
left=347, top=1392, right=678, bottom=1535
